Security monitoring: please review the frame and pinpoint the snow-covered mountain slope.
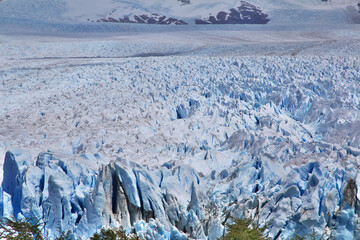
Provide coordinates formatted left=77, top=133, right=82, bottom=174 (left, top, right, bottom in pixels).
left=1, top=29, right=360, bottom=239
left=195, top=1, right=270, bottom=24
left=0, top=0, right=360, bottom=27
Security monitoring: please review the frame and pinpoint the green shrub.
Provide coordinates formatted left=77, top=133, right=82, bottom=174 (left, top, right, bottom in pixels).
left=221, top=218, right=269, bottom=240
left=0, top=216, right=141, bottom=240
left=291, top=231, right=321, bottom=240
left=55, top=230, right=73, bottom=240
left=0, top=217, right=44, bottom=240
left=90, top=227, right=141, bottom=240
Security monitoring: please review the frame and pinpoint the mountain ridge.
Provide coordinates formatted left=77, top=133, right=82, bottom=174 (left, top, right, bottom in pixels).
left=1, top=0, right=360, bottom=27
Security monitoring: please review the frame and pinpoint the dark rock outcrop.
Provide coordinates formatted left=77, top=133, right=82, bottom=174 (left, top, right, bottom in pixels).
left=97, top=14, right=187, bottom=25
left=196, top=1, right=270, bottom=24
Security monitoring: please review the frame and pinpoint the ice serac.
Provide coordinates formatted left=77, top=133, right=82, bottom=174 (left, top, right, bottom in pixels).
left=3, top=145, right=360, bottom=239
left=1, top=150, right=33, bottom=217
left=0, top=150, right=203, bottom=238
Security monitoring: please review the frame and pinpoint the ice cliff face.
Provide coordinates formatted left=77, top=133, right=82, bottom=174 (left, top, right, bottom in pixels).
left=1, top=47, right=360, bottom=239
left=0, top=149, right=203, bottom=239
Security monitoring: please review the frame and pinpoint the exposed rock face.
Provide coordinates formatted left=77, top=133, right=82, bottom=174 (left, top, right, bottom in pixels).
left=97, top=1, right=268, bottom=25
left=97, top=14, right=187, bottom=25
left=196, top=1, right=270, bottom=24
left=96, top=1, right=269, bottom=25
left=178, top=0, right=190, bottom=5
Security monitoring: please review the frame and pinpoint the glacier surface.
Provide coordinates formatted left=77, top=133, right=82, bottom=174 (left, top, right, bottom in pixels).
left=1, top=23, right=360, bottom=240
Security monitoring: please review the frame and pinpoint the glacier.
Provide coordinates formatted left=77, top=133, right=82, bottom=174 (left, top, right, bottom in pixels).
left=1, top=31, right=360, bottom=239
left=1, top=0, right=360, bottom=236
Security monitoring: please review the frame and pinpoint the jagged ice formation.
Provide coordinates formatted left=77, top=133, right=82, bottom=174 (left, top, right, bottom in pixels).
left=1, top=37, right=360, bottom=239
